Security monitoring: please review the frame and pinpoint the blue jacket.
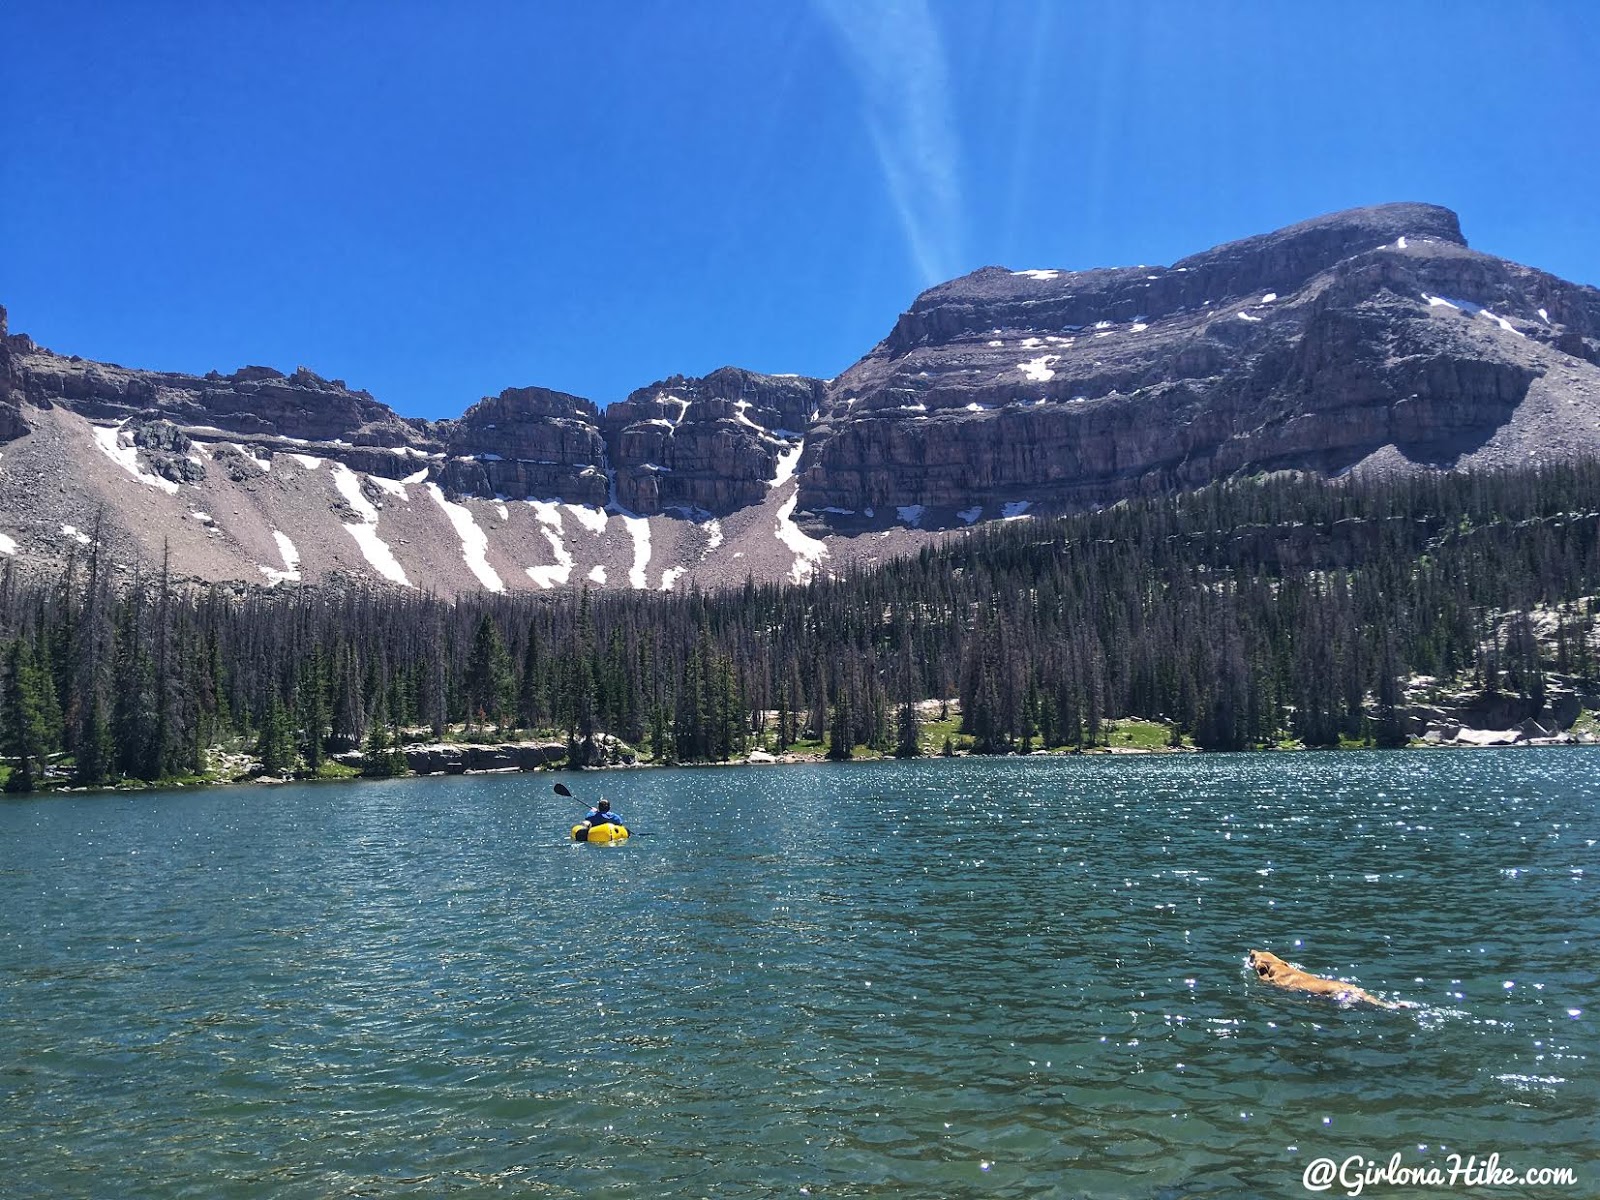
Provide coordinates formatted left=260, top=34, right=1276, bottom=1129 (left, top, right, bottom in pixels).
left=584, top=808, right=620, bottom=827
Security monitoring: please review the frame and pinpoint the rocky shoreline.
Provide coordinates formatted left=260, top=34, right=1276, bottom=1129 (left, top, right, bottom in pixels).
left=45, top=721, right=1600, bottom=799
left=16, top=680, right=1599, bottom=799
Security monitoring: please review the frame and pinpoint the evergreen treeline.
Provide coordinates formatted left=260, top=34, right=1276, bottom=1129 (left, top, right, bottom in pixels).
left=3, top=464, right=1600, bottom=791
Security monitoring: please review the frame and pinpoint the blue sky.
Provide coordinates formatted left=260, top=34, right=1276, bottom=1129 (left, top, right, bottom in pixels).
left=4, top=1, right=1597, bottom=420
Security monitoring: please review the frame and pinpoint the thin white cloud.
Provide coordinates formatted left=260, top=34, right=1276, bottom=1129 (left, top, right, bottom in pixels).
left=815, top=0, right=963, bottom=284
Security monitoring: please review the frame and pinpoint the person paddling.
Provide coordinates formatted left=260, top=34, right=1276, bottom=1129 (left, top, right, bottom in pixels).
left=577, top=798, right=621, bottom=832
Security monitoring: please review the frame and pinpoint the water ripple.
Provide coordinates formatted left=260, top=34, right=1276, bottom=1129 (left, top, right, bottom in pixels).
left=1, top=751, right=1595, bottom=1197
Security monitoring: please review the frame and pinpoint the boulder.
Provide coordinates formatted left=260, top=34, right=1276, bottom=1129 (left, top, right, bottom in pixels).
left=564, top=733, right=637, bottom=768
left=1453, top=728, right=1521, bottom=747
left=130, top=418, right=206, bottom=485
left=401, top=741, right=567, bottom=774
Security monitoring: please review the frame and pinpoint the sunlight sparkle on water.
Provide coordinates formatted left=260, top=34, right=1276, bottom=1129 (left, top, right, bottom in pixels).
left=0, top=751, right=1594, bottom=1199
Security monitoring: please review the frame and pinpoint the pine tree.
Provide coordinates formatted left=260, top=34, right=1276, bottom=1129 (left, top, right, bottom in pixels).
left=894, top=698, right=921, bottom=758
left=111, top=600, right=156, bottom=779
left=518, top=621, right=545, bottom=732
left=2, top=640, right=51, bottom=792
left=73, top=692, right=114, bottom=786
left=826, top=684, right=853, bottom=761
left=296, top=649, right=330, bottom=770
left=775, top=683, right=793, bottom=753
left=649, top=701, right=673, bottom=763
left=1374, top=634, right=1407, bottom=749
left=806, top=662, right=828, bottom=742
left=560, top=593, right=599, bottom=746
left=147, top=543, right=179, bottom=780
left=257, top=692, right=297, bottom=777
left=465, top=614, right=514, bottom=733
left=1020, top=677, right=1039, bottom=755
left=361, top=702, right=409, bottom=777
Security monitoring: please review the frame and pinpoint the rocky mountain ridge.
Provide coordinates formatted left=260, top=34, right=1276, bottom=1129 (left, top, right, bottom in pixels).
left=4, top=201, right=1600, bottom=592
left=801, top=202, right=1600, bottom=523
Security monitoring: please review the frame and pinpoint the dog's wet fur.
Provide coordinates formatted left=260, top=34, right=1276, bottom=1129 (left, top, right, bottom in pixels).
left=1247, top=949, right=1403, bottom=1009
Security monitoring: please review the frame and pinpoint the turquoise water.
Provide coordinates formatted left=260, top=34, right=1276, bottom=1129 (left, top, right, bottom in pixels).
left=1, top=751, right=1594, bottom=1198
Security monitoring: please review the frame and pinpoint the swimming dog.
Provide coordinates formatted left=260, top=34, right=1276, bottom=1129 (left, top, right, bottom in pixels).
left=1247, top=949, right=1401, bottom=1009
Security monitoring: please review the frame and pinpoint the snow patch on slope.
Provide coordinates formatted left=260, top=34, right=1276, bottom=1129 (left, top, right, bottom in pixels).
left=259, top=530, right=303, bottom=585
left=341, top=523, right=410, bottom=587
left=565, top=504, right=609, bottom=535
left=670, top=506, right=725, bottom=555
left=233, top=443, right=271, bottom=472
left=273, top=530, right=300, bottom=572
left=1480, top=309, right=1525, bottom=337
left=660, top=394, right=691, bottom=427
left=331, top=463, right=379, bottom=522
left=91, top=420, right=181, bottom=494
left=526, top=550, right=572, bottom=589
left=427, top=484, right=505, bottom=592
left=731, top=398, right=765, bottom=433
left=770, top=441, right=804, bottom=488
left=1422, top=293, right=1526, bottom=337
left=622, top=515, right=652, bottom=589
left=330, top=463, right=410, bottom=586
left=775, top=493, right=827, bottom=585
left=0, top=532, right=16, bottom=556
left=525, top=501, right=574, bottom=589
left=1019, top=355, right=1058, bottom=382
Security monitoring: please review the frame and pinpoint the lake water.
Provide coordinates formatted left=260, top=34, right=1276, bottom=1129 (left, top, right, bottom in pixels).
left=1, top=751, right=1594, bottom=1198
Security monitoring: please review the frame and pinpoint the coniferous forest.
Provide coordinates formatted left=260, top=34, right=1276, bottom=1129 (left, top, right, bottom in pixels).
left=3, top=464, right=1600, bottom=792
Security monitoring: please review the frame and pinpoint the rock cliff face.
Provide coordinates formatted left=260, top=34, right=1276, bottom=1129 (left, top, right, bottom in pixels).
left=0, top=321, right=842, bottom=592
left=798, top=202, right=1600, bottom=524
left=2, top=202, right=1599, bottom=590
left=11, top=338, right=427, bottom=449
left=0, top=323, right=818, bottom=514
left=604, top=367, right=824, bottom=514
left=0, top=306, right=32, bottom=441
left=440, top=386, right=609, bottom=507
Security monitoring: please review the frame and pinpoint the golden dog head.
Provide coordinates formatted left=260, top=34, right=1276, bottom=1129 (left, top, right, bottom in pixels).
left=1247, top=949, right=1289, bottom=982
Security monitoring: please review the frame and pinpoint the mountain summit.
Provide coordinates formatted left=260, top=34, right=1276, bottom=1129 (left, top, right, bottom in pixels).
left=801, top=202, right=1600, bottom=522
left=3, top=203, right=1598, bottom=591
